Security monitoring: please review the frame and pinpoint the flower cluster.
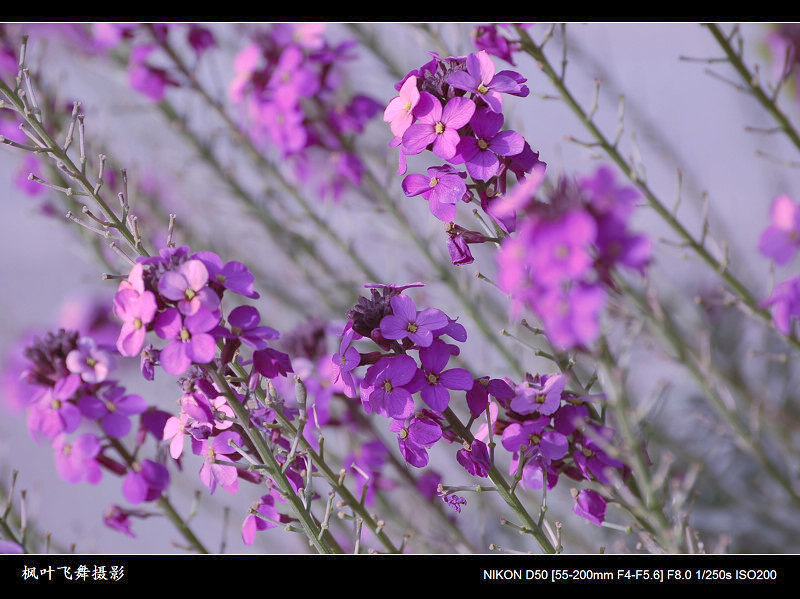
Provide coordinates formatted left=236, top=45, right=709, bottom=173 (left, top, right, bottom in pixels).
left=227, top=23, right=382, bottom=202
left=334, top=283, right=472, bottom=470
left=384, top=49, right=542, bottom=265
left=16, top=323, right=173, bottom=523
left=496, top=166, right=651, bottom=349
left=759, top=194, right=800, bottom=335
left=333, top=282, right=626, bottom=525
left=480, top=372, right=628, bottom=526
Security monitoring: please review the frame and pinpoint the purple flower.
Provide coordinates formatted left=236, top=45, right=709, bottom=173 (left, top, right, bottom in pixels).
left=402, top=165, right=467, bottom=222
left=445, top=224, right=487, bottom=266
left=158, top=259, right=220, bottom=316
left=465, top=376, right=514, bottom=418
left=225, top=305, right=279, bottom=350
left=447, top=50, right=527, bottom=113
left=0, top=541, right=24, bottom=554
left=331, top=322, right=361, bottom=398
left=390, top=414, right=443, bottom=468
left=65, top=336, right=114, bottom=384
left=52, top=433, right=102, bottom=484
left=510, top=374, right=565, bottom=416
left=379, top=294, right=449, bottom=348
left=401, top=92, right=475, bottom=160
left=759, top=194, right=800, bottom=265
left=525, top=210, right=598, bottom=287
left=122, top=459, right=170, bottom=504
left=103, top=505, right=150, bottom=538
left=128, top=44, right=177, bottom=101
left=474, top=25, right=518, bottom=65
left=242, top=491, right=286, bottom=545
left=456, top=438, right=492, bottom=477
left=536, top=283, right=607, bottom=350
left=501, top=416, right=569, bottom=460
left=78, top=384, right=148, bottom=438
left=413, top=339, right=473, bottom=413
left=113, top=264, right=158, bottom=357
left=252, top=347, right=293, bottom=379
left=574, top=425, right=625, bottom=484
left=195, top=430, right=243, bottom=494
left=454, top=108, right=525, bottom=181
left=27, top=373, right=82, bottom=439
left=573, top=489, right=607, bottom=526
left=360, top=355, right=418, bottom=419
left=443, top=493, right=467, bottom=513
left=154, top=308, right=220, bottom=376
left=762, top=275, right=800, bottom=335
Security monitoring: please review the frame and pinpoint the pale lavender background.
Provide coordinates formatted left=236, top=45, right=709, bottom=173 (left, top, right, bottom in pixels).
left=0, top=22, right=796, bottom=554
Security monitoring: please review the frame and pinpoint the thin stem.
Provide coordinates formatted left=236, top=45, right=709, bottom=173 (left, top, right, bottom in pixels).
left=515, top=25, right=800, bottom=353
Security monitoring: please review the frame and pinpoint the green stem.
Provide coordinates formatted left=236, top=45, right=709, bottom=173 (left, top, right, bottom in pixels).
left=206, top=368, right=344, bottom=554
left=705, top=23, right=800, bottom=154
left=107, top=438, right=209, bottom=553
left=515, top=26, right=800, bottom=354
left=442, top=407, right=557, bottom=554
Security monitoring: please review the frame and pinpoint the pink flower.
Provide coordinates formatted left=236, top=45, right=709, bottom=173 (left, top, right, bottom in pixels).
left=401, top=92, right=475, bottom=160
left=383, top=75, right=420, bottom=137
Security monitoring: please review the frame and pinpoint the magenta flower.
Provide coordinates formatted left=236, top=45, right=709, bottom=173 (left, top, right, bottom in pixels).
left=401, top=92, right=475, bottom=160
left=154, top=307, right=220, bottom=376
left=383, top=75, right=420, bottom=137
left=474, top=25, right=518, bottom=65
left=242, top=491, right=286, bottom=545
left=390, top=414, right=443, bottom=468
left=402, top=164, right=467, bottom=222
left=501, top=416, right=568, bottom=460
left=51, top=433, right=102, bottom=484
left=510, top=374, right=566, bottom=416
left=447, top=50, right=527, bottom=113
left=65, top=336, right=114, bottom=384
left=525, top=210, right=598, bottom=287
left=252, top=347, right=293, bottom=379
left=379, top=293, right=449, bottom=348
left=446, top=224, right=487, bottom=266
left=158, top=259, right=220, bottom=316
left=414, top=339, right=473, bottom=413
left=456, top=438, right=492, bottom=478
left=762, top=275, right=800, bottom=335
left=192, top=252, right=259, bottom=299
left=78, top=384, right=148, bottom=438
left=759, top=194, right=800, bottom=265
left=195, top=430, right=243, bottom=494
left=574, top=425, right=625, bottom=484
left=465, top=376, right=514, bottom=418
left=113, top=264, right=158, bottom=357
left=573, top=489, right=607, bottom=526
left=122, top=459, right=170, bottom=504
left=360, top=355, right=418, bottom=419
left=27, top=373, right=82, bottom=439
left=331, top=322, right=361, bottom=397
left=536, top=283, right=607, bottom=350
left=454, top=108, right=525, bottom=181
left=225, top=305, right=279, bottom=350
left=127, top=44, right=177, bottom=102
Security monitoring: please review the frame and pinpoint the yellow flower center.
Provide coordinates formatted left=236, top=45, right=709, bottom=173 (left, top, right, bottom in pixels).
left=407, top=322, right=418, bottom=333
left=477, top=82, right=490, bottom=95
left=180, top=327, right=191, bottom=342
left=383, top=380, right=394, bottom=393
left=429, top=177, right=439, bottom=188
left=434, top=122, right=445, bottom=134
left=477, top=138, right=489, bottom=151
